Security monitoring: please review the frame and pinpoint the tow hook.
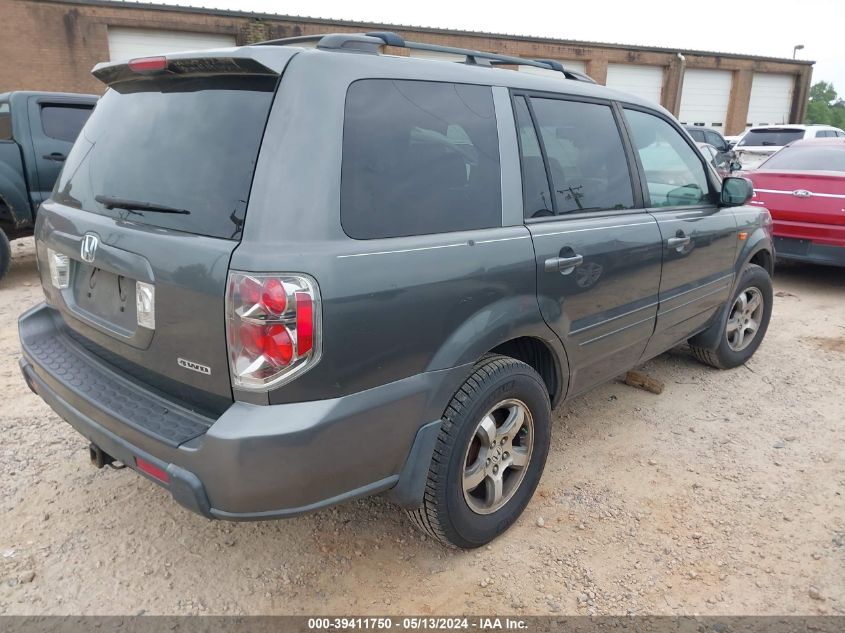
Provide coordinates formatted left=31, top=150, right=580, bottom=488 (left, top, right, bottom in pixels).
left=89, top=443, right=115, bottom=469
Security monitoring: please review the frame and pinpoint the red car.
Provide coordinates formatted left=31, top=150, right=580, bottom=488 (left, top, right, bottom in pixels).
left=744, top=138, right=845, bottom=267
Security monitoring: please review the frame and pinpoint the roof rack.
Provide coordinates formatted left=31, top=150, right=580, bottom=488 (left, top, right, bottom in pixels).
left=255, top=31, right=595, bottom=83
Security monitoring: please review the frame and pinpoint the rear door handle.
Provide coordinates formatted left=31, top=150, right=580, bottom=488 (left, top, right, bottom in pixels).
left=43, top=152, right=66, bottom=162
left=667, top=236, right=691, bottom=248
left=544, top=254, right=584, bottom=274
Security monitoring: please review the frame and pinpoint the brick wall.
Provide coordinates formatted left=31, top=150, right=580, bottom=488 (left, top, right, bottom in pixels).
left=0, top=0, right=812, bottom=134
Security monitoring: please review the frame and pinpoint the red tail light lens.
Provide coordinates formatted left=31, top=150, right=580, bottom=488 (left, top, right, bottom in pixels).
left=226, top=273, right=321, bottom=391
left=295, top=292, right=314, bottom=355
left=128, top=56, right=167, bottom=72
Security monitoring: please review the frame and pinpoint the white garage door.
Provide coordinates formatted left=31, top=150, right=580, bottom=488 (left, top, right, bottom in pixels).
left=746, top=73, right=794, bottom=126
left=605, top=64, right=663, bottom=104
left=519, top=59, right=587, bottom=77
left=107, top=27, right=236, bottom=62
left=679, top=69, right=733, bottom=129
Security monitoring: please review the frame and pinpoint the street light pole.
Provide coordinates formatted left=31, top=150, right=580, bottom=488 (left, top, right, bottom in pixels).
left=793, top=44, right=804, bottom=59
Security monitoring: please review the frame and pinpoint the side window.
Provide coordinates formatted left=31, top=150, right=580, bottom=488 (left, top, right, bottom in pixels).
left=530, top=98, right=634, bottom=214
left=0, top=104, right=11, bottom=140
left=341, top=79, right=501, bottom=239
left=40, top=105, right=92, bottom=143
left=689, top=129, right=705, bottom=143
left=816, top=130, right=832, bottom=138
left=513, top=97, right=553, bottom=219
left=705, top=131, right=724, bottom=150
left=625, top=108, right=712, bottom=208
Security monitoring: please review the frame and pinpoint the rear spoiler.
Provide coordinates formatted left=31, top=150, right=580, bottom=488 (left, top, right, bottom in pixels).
left=92, top=48, right=290, bottom=87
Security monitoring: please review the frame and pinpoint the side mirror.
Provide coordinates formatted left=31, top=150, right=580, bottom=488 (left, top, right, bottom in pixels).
left=720, top=176, right=753, bottom=206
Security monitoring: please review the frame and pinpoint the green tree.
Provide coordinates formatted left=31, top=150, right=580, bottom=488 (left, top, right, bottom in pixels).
left=805, top=81, right=841, bottom=125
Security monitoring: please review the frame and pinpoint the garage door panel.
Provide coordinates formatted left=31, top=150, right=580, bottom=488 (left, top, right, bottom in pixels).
left=747, top=73, right=794, bottom=127
left=108, top=27, right=237, bottom=61
left=679, top=69, right=732, bottom=129
left=606, top=64, right=663, bottom=104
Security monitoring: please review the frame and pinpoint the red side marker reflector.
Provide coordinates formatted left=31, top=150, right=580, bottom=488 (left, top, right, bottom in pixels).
left=128, top=56, right=167, bottom=72
left=135, top=457, right=170, bottom=483
left=295, top=291, right=314, bottom=355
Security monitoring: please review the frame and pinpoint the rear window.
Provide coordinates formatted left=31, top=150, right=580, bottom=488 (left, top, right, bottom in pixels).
left=738, top=129, right=804, bottom=147
left=54, top=75, right=276, bottom=240
left=760, top=145, right=845, bottom=172
left=341, top=79, right=501, bottom=239
left=40, top=105, right=92, bottom=142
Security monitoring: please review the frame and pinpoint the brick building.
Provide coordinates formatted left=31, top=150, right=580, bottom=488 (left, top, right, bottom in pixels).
left=0, top=0, right=814, bottom=135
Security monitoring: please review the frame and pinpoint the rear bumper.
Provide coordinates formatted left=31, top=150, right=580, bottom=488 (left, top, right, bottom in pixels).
left=773, top=236, right=845, bottom=267
left=19, top=303, right=467, bottom=519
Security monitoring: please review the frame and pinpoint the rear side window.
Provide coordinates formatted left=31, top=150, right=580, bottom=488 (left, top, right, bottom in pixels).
left=688, top=129, right=705, bottom=143
left=760, top=145, right=845, bottom=172
left=513, top=97, right=553, bottom=219
left=341, top=79, right=501, bottom=239
left=54, top=76, right=276, bottom=240
left=40, top=105, right=92, bottom=142
left=530, top=98, right=634, bottom=214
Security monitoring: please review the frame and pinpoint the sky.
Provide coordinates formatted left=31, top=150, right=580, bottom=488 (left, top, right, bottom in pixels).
left=126, top=0, right=845, bottom=96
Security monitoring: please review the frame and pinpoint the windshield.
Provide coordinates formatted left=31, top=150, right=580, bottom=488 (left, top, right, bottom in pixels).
left=738, top=129, right=804, bottom=148
left=53, top=75, right=276, bottom=240
left=760, top=145, right=845, bottom=172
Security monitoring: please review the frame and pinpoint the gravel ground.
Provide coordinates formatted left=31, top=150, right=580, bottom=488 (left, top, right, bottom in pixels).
left=0, top=237, right=843, bottom=616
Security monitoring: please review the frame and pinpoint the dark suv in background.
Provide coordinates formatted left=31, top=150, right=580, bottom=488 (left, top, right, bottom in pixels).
left=18, top=33, right=774, bottom=548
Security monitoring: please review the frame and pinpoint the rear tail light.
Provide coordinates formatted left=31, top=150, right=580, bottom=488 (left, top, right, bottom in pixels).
left=47, top=248, right=70, bottom=289
left=225, top=272, right=321, bottom=391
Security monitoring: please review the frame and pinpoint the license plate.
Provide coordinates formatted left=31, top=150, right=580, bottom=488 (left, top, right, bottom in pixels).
left=71, top=263, right=138, bottom=332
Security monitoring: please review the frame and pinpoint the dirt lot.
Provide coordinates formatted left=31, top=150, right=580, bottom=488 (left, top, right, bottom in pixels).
left=0, top=237, right=843, bottom=616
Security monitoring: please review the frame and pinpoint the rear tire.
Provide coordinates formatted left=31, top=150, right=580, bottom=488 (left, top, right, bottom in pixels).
left=0, top=228, right=11, bottom=283
left=690, top=263, right=772, bottom=369
left=407, top=355, right=551, bottom=548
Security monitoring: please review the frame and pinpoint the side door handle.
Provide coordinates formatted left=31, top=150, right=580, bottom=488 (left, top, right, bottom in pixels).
left=544, top=254, right=584, bottom=274
left=667, top=236, right=691, bottom=249
left=43, top=152, right=66, bottom=162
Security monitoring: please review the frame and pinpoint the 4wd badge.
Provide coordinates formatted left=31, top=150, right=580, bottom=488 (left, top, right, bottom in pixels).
left=178, top=358, right=211, bottom=375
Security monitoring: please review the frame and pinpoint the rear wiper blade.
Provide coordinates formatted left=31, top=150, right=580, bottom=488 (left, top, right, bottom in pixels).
left=95, top=195, right=191, bottom=215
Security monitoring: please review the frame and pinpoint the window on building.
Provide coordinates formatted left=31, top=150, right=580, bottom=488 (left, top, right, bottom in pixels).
left=625, top=108, right=712, bottom=208
left=40, top=105, right=93, bottom=143
left=341, top=79, right=501, bottom=239
left=529, top=98, right=634, bottom=215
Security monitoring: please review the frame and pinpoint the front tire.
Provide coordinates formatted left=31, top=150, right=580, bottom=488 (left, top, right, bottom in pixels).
left=690, top=263, right=773, bottom=369
left=407, top=355, right=551, bottom=548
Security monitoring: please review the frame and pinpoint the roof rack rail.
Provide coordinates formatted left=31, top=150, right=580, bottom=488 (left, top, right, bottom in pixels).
left=255, top=31, right=595, bottom=83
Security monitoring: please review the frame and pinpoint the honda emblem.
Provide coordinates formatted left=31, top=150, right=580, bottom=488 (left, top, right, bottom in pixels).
left=80, top=234, right=99, bottom=263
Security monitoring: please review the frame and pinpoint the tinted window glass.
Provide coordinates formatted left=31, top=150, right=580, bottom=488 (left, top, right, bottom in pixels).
left=738, top=128, right=804, bottom=147
left=40, top=105, right=92, bottom=142
left=341, top=80, right=501, bottom=239
left=531, top=98, right=634, bottom=214
left=626, top=109, right=711, bottom=207
left=760, top=145, right=845, bottom=172
left=705, top=131, right=724, bottom=149
left=0, top=104, right=10, bottom=140
left=54, top=76, right=275, bottom=240
left=514, top=97, right=553, bottom=219
left=688, top=129, right=705, bottom=142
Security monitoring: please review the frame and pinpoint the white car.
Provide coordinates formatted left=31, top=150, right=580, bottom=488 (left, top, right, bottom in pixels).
left=734, top=124, right=845, bottom=170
